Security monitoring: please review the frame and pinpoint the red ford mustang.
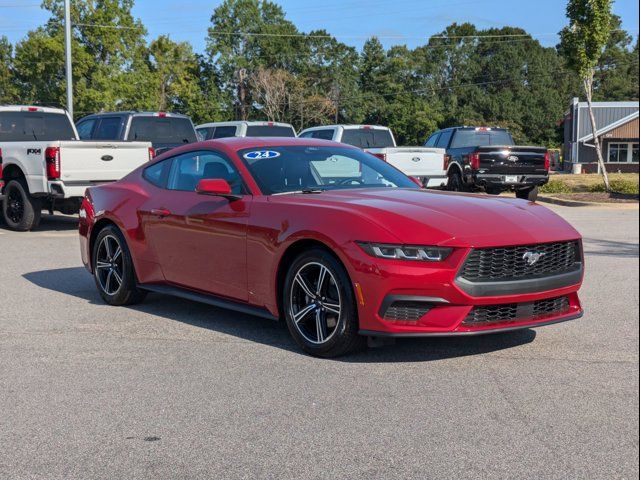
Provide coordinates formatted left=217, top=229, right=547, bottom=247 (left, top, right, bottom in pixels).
left=79, top=137, right=584, bottom=357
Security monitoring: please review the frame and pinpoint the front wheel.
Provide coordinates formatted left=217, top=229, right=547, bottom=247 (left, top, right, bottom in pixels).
left=1, top=179, right=41, bottom=231
left=283, top=248, right=365, bottom=357
left=92, top=225, right=147, bottom=306
left=516, top=185, right=539, bottom=202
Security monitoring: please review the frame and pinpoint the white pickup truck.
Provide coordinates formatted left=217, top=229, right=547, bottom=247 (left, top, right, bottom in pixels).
left=0, top=106, right=153, bottom=231
left=298, top=125, right=448, bottom=188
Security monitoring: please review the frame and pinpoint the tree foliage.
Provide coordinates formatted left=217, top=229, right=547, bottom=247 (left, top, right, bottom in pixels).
left=1, top=0, right=637, bottom=148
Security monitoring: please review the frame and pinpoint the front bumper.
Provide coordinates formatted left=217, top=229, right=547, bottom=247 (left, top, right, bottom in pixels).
left=360, top=310, right=583, bottom=337
left=343, top=242, right=584, bottom=336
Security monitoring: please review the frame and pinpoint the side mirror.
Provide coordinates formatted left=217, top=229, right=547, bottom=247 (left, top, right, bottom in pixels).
left=196, top=179, right=240, bottom=200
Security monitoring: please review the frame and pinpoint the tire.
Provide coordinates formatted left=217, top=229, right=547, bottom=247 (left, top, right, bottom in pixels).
left=447, top=169, right=465, bottom=192
left=485, top=187, right=502, bottom=195
left=1, top=179, right=41, bottom=231
left=283, top=248, right=365, bottom=357
left=516, top=185, right=539, bottom=202
left=92, top=224, right=147, bottom=306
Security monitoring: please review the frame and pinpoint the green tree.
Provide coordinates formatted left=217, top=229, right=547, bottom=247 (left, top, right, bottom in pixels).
left=206, top=0, right=301, bottom=120
left=594, top=15, right=639, bottom=100
left=0, top=37, right=18, bottom=103
left=16, top=0, right=150, bottom=116
left=560, top=0, right=614, bottom=191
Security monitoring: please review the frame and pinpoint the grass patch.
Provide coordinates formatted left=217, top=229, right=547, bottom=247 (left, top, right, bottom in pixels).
left=540, top=179, right=573, bottom=194
left=544, top=173, right=639, bottom=195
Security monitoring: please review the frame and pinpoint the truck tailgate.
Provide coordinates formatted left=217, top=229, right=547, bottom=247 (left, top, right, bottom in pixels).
left=477, top=145, right=547, bottom=173
left=57, top=141, right=152, bottom=183
left=366, top=147, right=446, bottom=176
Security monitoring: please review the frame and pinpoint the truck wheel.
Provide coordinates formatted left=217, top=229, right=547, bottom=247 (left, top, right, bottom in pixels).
left=447, top=170, right=465, bottom=192
left=516, top=186, right=539, bottom=202
left=1, top=179, right=42, bottom=231
left=485, top=187, right=502, bottom=195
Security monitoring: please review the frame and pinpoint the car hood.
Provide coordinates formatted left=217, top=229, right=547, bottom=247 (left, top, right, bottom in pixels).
left=271, top=188, right=581, bottom=247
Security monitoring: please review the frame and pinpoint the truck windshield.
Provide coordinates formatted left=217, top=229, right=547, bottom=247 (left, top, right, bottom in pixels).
left=127, top=116, right=197, bottom=144
left=0, top=111, right=76, bottom=142
left=341, top=129, right=395, bottom=149
left=245, top=125, right=296, bottom=137
left=450, top=129, right=514, bottom=148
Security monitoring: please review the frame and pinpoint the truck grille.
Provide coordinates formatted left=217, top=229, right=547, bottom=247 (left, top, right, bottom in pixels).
left=460, top=241, right=581, bottom=282
left=463, top=296, right=570, bottom=326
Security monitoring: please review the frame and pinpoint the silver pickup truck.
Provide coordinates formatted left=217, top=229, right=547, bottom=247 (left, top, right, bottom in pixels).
left=298, top=125, right=448, bottom=188
left=0, top=106, right=152, bottom=231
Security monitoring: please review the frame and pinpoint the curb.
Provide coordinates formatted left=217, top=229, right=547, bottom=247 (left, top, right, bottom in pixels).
left=537, top=195, right=639, bottom=208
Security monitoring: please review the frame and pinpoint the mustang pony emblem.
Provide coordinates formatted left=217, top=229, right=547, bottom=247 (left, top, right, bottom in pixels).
left=523, top=251, right=546, bottom=266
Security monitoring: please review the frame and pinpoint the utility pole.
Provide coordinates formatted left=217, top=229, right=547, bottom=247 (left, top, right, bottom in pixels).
left=64, top=0, right=73, bottom=117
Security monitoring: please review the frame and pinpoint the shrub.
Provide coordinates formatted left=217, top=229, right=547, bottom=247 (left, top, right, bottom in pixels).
left=540, top=180, right=573, bottom=194
left=589, top=179, right=639, bottom=195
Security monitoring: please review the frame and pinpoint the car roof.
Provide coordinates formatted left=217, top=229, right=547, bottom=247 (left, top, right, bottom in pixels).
left=196, top=121, right=295, bottom=129
left=0, top=105, right=68, bottom=115
left=206, top=136, right=351, bottom=149
left=77, top=111, right=191, bottom=120
left=300, top=124, right=390, bottom=132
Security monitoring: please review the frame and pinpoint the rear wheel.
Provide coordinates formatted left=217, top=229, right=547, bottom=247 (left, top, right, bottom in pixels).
left=283, top=248, right=365, bottom=357
left=92, top=225, right=147, bottom=306
left=485, top=187, right=502, bottom=195
left=447, top=169, right=465, bottom=192
left=516, top=185, right=539, bottom=202
left=1, top=179, right=41, bottom=231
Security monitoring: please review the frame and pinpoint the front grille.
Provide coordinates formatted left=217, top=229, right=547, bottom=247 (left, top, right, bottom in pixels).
left=383, top=301, right=432, bottom=321
left=460, top=241, right=581, bottom=282
left=463, top=296, right=571, bottom=326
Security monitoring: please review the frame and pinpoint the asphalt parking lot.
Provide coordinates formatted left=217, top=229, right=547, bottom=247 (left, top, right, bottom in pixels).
left=0, top=204, right=638, bottom=479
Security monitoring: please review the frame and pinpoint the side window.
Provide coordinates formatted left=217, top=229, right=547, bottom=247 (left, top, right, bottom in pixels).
left=424, top=132, right=440, bottom=147
left=311, top=129, right=335, bottom=140
left=196, top=128, right=207, bottom=141
left=167, top=151, right=244, bottom=194
left=76, top=119, right=96, bottom=140
left=436, top=130, right=453, bottom=149
left=212, top=126, right=237, bottom=138
left=94, top=117, right=122, bottom=140
left=143, top=159, right=172, bottom=188
left=299, top=131, right=314, bottom=138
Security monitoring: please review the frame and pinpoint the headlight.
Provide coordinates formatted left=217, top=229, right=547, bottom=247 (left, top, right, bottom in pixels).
left=357, top=242, right=452, bottom=262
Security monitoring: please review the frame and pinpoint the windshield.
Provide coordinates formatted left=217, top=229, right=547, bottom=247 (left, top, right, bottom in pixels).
left=0, top=111, right=76, bottom=142
left=341, top=128, right=394, bottom=148
left=238, top=146, right=417, bottom=195
left=127, top=116, right=197, bottom=144
left=245, top=125, right=296, bottom=137
left=450, top=129, right=514, bottom=148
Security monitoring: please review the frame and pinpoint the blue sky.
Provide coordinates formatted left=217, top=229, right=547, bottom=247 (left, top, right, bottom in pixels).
left=1, top=0, right=638, bottom=52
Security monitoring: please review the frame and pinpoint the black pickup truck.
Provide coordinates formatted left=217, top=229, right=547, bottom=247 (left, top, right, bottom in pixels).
left=424, top=126, right=550, bottom=201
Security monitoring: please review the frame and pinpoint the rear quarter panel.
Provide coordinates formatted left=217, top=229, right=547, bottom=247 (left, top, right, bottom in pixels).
left=80, top=174, right=165, bottom=283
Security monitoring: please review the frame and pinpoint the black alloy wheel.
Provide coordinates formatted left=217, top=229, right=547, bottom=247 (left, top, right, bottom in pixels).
left=92, top=225, right=147, bottom=306
left=283, top=248, right=364, bottom=357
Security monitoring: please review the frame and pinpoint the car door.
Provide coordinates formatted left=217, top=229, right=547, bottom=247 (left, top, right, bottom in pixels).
left=142, top=149, right=251, bottom=301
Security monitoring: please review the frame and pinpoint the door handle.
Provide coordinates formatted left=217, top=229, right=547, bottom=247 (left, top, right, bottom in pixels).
left=150, top=208, right=171, bottom=218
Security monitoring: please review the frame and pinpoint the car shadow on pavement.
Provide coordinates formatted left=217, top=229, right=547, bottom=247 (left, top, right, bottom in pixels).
left=582, top=237, right=639, bottom=258
left=23, top=266, right=537, bottom=363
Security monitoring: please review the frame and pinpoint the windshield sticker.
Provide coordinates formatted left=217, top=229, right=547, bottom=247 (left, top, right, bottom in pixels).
left=243, top=150, right=281, bottom=160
